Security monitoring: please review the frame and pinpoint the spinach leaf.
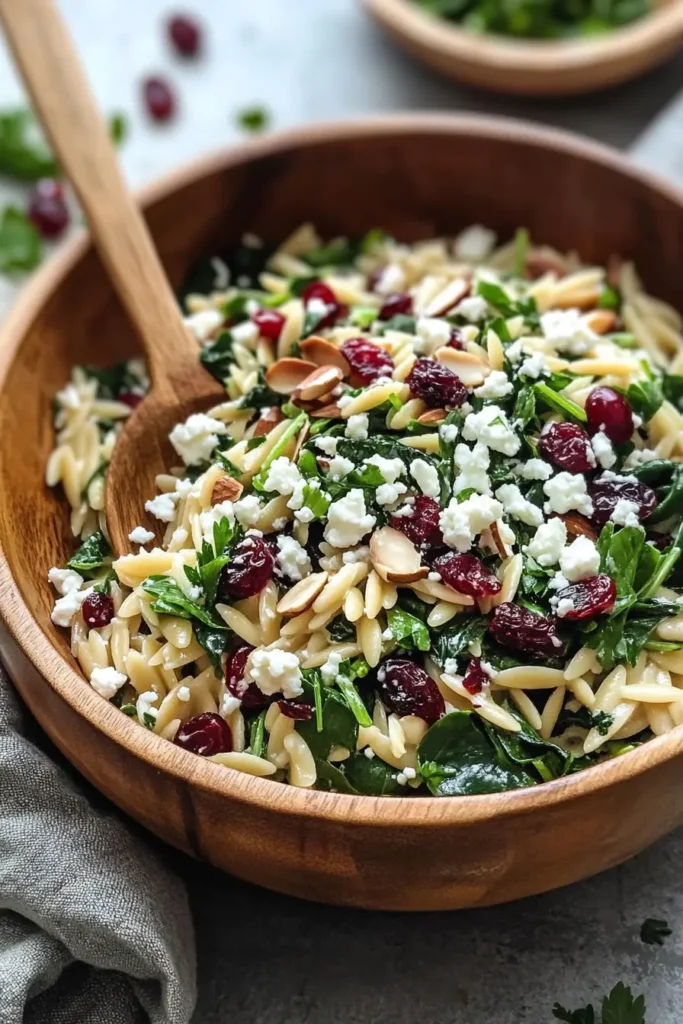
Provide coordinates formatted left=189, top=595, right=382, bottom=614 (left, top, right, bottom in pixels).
left=336, top=435, right=439, bottom=476
left=386, top=607, right=431, bottom=652
left=67, top=531, right=112, bottom=576
left=485, top=700, right=570, bottom=779
left=601, top=525, right=646, bottom=615
left=552, top=1003, right=596, bottom=1024
left=193, top=623, right=231, bottom=676
left=335, top=675, right=372, bottom=727
left=626, top=378, right=663, bottom=422
left=0, top=109, right=57, bottom=180
left=327, top=616, right=357, bottom=643
left=0, top=207, right=42, bottom=273
left=78, top=361, right=145, bottom=401
left=430, top=616, right=488, bottom=668
left=418, top=711, right=536, bottom=796
left=380, top=313, right=416, bottom=334
left=601, top=982, right=645, bottom=1024
left=302, top=239, right=357, bottom=268
left=142, top=576, right=228, bottom=628
left=200, top=330, right=233, bottom=382
left=663, top=373, right=683, bottom=411
left=238, top=368, right=284, bottom=411
left=314, top=759, right=358, bottom=794
left=343, top=752, right=404, bottom=795
left=297, top=687, right=358, bottom=760
left=513, top=384, right=536, bottom=428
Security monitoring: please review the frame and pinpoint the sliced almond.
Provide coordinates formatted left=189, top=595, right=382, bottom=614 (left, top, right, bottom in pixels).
left=584, top=309, right=618, bottom=335
left=265, top=357, right=318, bottom=395
left=434, top=347, right=490, bottom=387
left=489, top=520, right=509, bottom=560
left=253, top=406, right=284, bottom=437
left=417, top=408, right=447, bottom=425
left=277, top=572, right=329, bottom=616
left=423, top=277, right=470, bottom=318
left=310, top=402, right=342, bottom=418
left=292, top=364, right=345, bottom=403
left=370, top=527, right=428, bottom=584
left=557, top=512, right=598, bottom=542
left=211, top=476, right=243, bottom=504
left=299, top=336, right=351, bottom=375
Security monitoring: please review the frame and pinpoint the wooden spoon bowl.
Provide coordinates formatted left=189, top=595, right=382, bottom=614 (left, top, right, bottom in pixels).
left=361, top=0, right=683, bottom=95
left=3, top=116, right=683, bottom=910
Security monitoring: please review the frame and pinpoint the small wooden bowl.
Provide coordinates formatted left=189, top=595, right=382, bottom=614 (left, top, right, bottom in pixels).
left=2, top=115, right=683, bottom=911
left=362, top=0, right=683, bottom=95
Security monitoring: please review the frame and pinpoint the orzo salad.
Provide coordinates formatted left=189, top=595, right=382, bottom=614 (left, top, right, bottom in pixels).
left=46, top=223, right=683, bottom=796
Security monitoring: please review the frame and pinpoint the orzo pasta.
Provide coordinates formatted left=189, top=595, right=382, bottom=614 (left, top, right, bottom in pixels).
left=46, top=223, right=683, bottom=795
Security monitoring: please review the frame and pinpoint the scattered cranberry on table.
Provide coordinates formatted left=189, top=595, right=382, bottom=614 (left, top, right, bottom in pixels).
left=174, top=712, right=232, bottom=756
left=142, top=76, right=176, bottom=122
left=27, top=179, right=69, bottom=239
left=167, top=13, right=202, bottom=57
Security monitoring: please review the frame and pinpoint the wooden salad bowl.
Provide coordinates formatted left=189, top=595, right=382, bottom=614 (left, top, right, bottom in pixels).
left=361, top=0, right=683, bottom=95
left=2, top=115, right=683, bottom=911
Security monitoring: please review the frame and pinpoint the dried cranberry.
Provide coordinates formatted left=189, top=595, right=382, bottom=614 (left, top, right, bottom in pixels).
left=462, top=658, right=488, bottom=695
left=341, top=337, right=394, bottom=386
left=278, top=700, right=314, bottom=720
left=539, top=422, right=595, bottom=474
left=378, top=292, right=413, bottom=320
left=225, top=644, right=270, bottom=709
left=302, top=281, right=347, bottom=329
left=489, top=602, right=564, bottom=659
left=252, top=308, right=285, bottom=342
left=142, top=76, right=176, bottom=122
left=589, top=477, right=657, bottom=527
left=432, top=553, right=502, bottom=599
left=174, top=712, right=232, bottom=756
left=447, top=328, right=465, bottom=350
left=167, top=14, right=201, bottom=57
left=555, top=575, right=616, bottom=620
left=585, top=386, right=634, bottom=445
left=82, top=591, right=114, bottom=629
left=118, top=392, right=144, bottom=409
left=28, top=179, right=69, bottom=238
left=406, top=357, right=468, bottom=409
left=218, top=536, right=274, bottom=600
left=390, top=495, right=442, bottom=548
left=378, top=657, right=445, bottom=725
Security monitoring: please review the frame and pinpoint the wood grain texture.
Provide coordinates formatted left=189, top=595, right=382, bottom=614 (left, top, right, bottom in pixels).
left=361, top=0, right=683, bottom=96
left=0, top=0, right=224, bottom=555
left=2, top=116, right=683, bottom=910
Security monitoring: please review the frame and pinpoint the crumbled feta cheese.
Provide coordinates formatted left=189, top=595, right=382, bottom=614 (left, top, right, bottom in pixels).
left=263, top=456, right=302, bottom=496
left=549, top=571, right=570, bottom=592
left=439, top=494, right=503, bottom=552
left=428, top=571, right=442, bottom=582
left=375, top=263, right=406, bottom=296
left=90, top=666, right=127, bottom=699
left=307, top=296, right=333, bottom=318
left=623, top=446, right=659, bottom=469
left=555, top=597, right=576, bottom=618
left=169, top=413, right=225, bottom=466
left=439, top=423, right=459, bottom=443
left=416, top=317, right=451, bottom=348
left=591, top=431, right=616, bottom=470
left=525, top=518, right=567, bottom=566
left=276, top=535, right=312, bottom=581
left=247, top=649, right=303, bottom=698
left=543, top=472, right=593, bottom=516
left=559, top=536, right=601, bottom=582
left=518, top=352, right=548, bottom=379
left=505, top=340, right=523, bottom=365
left=338, top=394, right=354, bottom=411
left=183, top=308, right=223, bottom=342
left=137, top=690, right=159, bottom=721
left=454, top=442, right=491, bottom=496
left=128, top=526, right=156, bottom=545
left=233, top=494, right=262, bottom=527
left=48, top=567, right=84, bottom=596
left=345, top=413, right=369, bottom=440
left=454, top=224, right=497, bottom=263
left=462, top=405, right=521, bottom=457
left=540, top=309, right=597, bottom=356
left=364, top=746, right=375, bottom=760
left=324, top=489, right=376, bottom=549
left=177, top=685, right=191, bottom=702
left=409, top=458, right=440, bottom=498
left=342, top=545, right=370, bottom=564
left=231, top=320, right=259, bottom=345
left=221, top=693, right=241, bottom=716
left=174, top=478, right=194, bottom=499
left=611, top=498, right=641, bottom=528
left=377, top=482, right=408, bottom=506
left=474, top=370, right=513, bottom=400
left=454, top=296, right=489, bottom=322
left=314, top=435, right=339, bottom=456
left=396, top=772, right=408, bottom=786
left=145, top=492, right=177, bottom=523
left=495, top=483, right=544, bottom=527
left=327, top=455, right=355, bottom=482
left=321, top=651, right=343, bottom=686
left=515, top=458, right=553, bottom=481
left=364, top=454, right=405, bottom=483
left=294, top=507, right=315, bottom=524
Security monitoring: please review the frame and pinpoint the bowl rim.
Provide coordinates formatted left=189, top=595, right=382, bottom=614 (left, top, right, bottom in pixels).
left=2, top=111, right=683, bottom=827
left=361, top=0, right=683, bottom=71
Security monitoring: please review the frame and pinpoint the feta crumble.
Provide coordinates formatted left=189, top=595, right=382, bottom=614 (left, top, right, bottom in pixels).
left=543, top=472, right=593, bottom=516
left=454, top=224, right=497, bottom=263
left=473, top=370, right=513, bottom=400
left=591, top=431, right=616, bottom=470
left=462, top=405, right=521, bottom=457
left=495, top=483, right=544, bottom=527
left=439, top=493, right=503, bottom=552
left=345, top=413, right=369, bottom=440
left=559, top=536, right=601, bottom=582
left=128, top=526, right=156, bottom=545
left=145, top=492, right=178, bottom=523
left=90, top=666, right=127, bottom=699
left=409, top=458, right=440, bottom=498
left=48, top=567, right=84, bottom=596
left=515, top=458, right=553, bottom=481
left=169, top=413, right=225, bottom=466
left=324, top=489, right=376, bottom=548
left=247, top=649, right=303, bottom=699
left=263, top=457, right=302, bottom=496
left=525, top=518, right=567, bottom=566
left=611, top=498, right=641, bottom=528
left=276, top=535, right=312, bottom=581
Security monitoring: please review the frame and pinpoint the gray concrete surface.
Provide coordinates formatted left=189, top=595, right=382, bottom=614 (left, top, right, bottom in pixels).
left=2, top=1, right=683, bottom=1020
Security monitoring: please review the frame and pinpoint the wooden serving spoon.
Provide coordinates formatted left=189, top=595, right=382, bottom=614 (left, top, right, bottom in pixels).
left=0, top=0, right=224, bottom=555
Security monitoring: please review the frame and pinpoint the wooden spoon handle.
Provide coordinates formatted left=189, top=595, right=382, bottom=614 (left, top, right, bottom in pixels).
left=0, top=0, right=193, bottom=400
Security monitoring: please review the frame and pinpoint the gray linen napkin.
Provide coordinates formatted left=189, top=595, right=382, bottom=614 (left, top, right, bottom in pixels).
left=0, top=663, right=196, bottom=1023
left=630, top=90, right=683, bottom=182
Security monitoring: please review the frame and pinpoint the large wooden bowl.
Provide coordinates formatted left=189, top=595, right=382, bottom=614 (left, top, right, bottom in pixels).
left=2, top=115, right=683, bottom=911
left=362, top=0, right=683, bottom=95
